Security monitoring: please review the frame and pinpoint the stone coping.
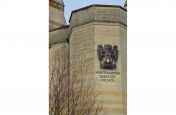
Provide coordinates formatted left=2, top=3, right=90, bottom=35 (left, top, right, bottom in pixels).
left=69, top=4, right=127, bottom=23
left=50, top=0, right=64, bottom=6
left=49, top=25, right=69, bottom=32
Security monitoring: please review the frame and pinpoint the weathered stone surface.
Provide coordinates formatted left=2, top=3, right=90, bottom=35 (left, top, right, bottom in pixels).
left=49, top=0, right=66, bottom=31
left=69, top=5, right=127, bottom=115
left=49, top=43, right=68, bottom=73
left=49, top=26, right=69, bottom=46
left=69, top=5, right=127, bottom=29
left=49, top=4, right=127, bottom=115
left=52, top=0, right=64, bottom=5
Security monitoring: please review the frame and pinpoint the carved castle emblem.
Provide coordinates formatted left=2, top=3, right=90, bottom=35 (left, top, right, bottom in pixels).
left=97, top=44, right=119, bottom=69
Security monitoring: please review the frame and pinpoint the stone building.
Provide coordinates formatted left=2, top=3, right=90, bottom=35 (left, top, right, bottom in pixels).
left=49, top=0, right=127, bottom=115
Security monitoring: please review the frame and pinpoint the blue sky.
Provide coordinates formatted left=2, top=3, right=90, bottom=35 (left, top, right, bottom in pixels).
left=64, top=0, right=125, bottom=24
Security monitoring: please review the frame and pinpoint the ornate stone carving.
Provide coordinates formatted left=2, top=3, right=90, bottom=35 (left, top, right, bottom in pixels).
left=97, top=44, right=119, bottom=69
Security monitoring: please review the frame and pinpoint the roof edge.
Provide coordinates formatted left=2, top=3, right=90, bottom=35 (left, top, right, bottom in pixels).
left=49, top=25, right=70, bottom=32
left=69, top=4, right=127, bottom=22
left=50, top=0, right=64, bottom=6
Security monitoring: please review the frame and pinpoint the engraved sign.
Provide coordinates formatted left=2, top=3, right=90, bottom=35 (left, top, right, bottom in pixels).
left=97, top=44, right=119, bottom=69
left=96, top=71, right=120, bottom=82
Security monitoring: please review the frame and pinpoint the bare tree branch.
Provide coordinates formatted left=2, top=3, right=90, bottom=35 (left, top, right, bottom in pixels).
left=49, top=49, right=103, bottom=115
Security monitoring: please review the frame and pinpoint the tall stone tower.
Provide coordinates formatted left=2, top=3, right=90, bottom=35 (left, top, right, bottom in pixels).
left=49, top=2, right=127, bottom=115
left=69, top=5, right=127, bottom=115
left=49, top=0, right=66, bottom=31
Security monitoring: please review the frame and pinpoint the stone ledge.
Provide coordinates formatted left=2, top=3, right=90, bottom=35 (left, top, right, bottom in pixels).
left=69, top=4, right=126, bottom=22
left=69, top=5, right=127, bottom=29
left=49, top=0, right=64, bottom=10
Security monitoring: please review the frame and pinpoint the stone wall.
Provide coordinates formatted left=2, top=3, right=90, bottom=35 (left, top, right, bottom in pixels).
left=69, top=23, right=94, bottom=78
left=69, top=5, right=127, bottom=29
left=49, top=4, right=127, bottom=115
left=119, top=26, right=127, bottom=114
left=93, top=23, right=126, bottom=115
left=69, top=5, right=127, bottom=115
left=49, top=43, right=68, bottom=66
left=49, top=26, right=69, bottom=46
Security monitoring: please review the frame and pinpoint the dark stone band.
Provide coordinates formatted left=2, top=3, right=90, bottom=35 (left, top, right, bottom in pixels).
left=49, top=0, right=64, bottom=11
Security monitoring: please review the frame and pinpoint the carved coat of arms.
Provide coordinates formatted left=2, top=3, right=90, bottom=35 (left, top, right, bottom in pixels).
left=97, top=44, right=119, bottom=69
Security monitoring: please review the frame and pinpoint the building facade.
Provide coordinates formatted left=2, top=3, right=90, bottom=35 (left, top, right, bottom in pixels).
left=49, top=0, right=127, bottom=115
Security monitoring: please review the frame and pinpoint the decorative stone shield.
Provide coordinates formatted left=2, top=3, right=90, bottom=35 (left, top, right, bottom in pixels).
left=97, top=44, right=119, bottom=69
